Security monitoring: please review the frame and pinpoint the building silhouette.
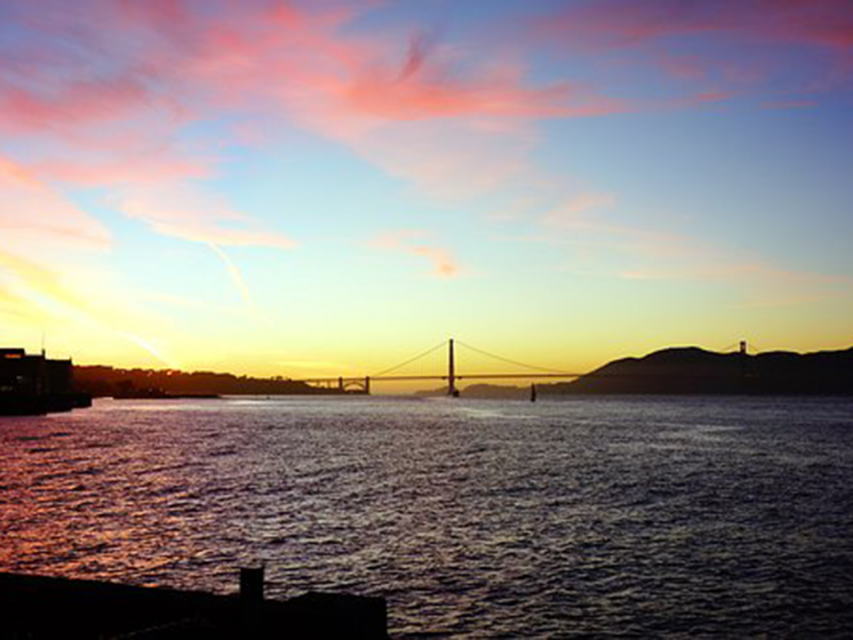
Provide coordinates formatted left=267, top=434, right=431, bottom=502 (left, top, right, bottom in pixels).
left=0, top=348, right=90, bottom=415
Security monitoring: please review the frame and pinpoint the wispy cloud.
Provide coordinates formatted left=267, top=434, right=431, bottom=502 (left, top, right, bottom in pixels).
left=369, top=230, right=460, bottom=278
left=207, top=242, right=254, bottom=309
left=0, top=0, right=608, bottom=292
left=530, top=189, right=853, bottom=308
left=531, top=0, right=853, bottom=54
left=120, top=331, right=181, bottom=370
left=110, top=185, right=296, bottom=249
left=1, top=0, right=849, bottom=354
left=336, top=33, right=619, bottom=122
left=0, top=154, right=112, bottom=255
left=528, top=0, right=853, bottom=102
left=0, top=247, right=181, bottom=364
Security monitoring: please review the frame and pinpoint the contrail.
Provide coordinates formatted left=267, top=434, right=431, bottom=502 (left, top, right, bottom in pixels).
left=120, top=332, right=180, bottom=369
left=207, top=242, right=254, bottom=309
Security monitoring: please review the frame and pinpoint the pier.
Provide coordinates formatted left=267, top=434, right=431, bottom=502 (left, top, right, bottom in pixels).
left=0, top=569, right=387, bottom=638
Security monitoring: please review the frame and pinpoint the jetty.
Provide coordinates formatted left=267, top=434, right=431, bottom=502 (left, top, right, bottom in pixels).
left=0, top=569, right=387, bottom=638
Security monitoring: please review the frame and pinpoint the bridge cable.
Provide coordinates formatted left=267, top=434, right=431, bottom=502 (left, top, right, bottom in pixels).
left=454, top=339, right=574, bottom=375
left=371, top=340, right=448, bottom=378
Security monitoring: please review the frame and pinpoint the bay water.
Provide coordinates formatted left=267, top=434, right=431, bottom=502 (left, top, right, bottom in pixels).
left=2, top=396, right=852, bottom=636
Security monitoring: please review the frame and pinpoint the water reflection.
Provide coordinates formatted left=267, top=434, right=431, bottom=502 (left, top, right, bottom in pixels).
left=1, top=396, right=853, bottom=636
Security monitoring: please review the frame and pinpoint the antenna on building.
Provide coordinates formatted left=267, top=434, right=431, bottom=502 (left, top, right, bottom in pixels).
left=41, top=330, right=46, bottom=357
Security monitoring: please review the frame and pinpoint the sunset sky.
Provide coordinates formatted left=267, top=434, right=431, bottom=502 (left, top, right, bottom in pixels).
left=1, top=0, right=852, bottom=383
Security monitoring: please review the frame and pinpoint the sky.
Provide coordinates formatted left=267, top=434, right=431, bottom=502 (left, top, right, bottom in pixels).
left=1, top=0, right=852, bottom=385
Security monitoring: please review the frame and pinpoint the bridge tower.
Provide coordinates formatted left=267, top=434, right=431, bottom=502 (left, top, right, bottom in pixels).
left=448, top=338, right=457, bottom=397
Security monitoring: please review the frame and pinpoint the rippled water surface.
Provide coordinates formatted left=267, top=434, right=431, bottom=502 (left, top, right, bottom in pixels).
left=2, top=395, right=853, bottom=636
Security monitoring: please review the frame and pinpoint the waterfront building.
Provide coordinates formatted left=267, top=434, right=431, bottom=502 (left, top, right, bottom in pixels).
left=0, top=348, right=89, bottom=414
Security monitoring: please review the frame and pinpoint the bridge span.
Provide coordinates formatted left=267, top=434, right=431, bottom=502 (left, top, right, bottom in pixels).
left=295, top=339, right=582, bottom=395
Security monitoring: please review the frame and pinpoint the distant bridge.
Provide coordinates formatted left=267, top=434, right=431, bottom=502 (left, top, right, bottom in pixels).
left=296, top=338, right=756, bottom=395
left=298, top=339, right=586, bottom=395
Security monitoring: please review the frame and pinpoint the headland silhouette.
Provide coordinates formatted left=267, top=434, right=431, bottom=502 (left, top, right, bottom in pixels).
left=418, top=346, right=853, bottom=397
left=73, top=365, right=359, bottom=398
left=541, top=346, right=853, bottom=395
left=6, top=344, right=853, bottom=409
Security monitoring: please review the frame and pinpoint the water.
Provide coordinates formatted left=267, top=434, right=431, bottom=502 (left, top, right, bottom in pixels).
left=2, top=395, right=853, bottom=637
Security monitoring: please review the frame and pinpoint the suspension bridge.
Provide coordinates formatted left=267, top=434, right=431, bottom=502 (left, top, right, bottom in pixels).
left=296, top=338, right=759, bottom=395
left=297, top=339, right=579, bottom=395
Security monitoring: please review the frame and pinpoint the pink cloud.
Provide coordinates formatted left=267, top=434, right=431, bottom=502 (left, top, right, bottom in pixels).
left=529, top=0, right=853, bottom=102
left=35, top=151, right=212, bottom=186
left=6, top=0, right=784, bottom=290
left=761, top=99, right=819, bottom=110
left=111, top=186, right=296, bottom=249
left=0, top=76, right=152, bottom=134
left=0, top=154, right=112, bottom=254
left=544, top=192, right=617, bottom=225
left=756, top=0, right=853, bottom=50
left=534, top=0, right=853, bottom=51
left=0, top=153, right=186, bottom=355
left=533, top=2, right=728, bottom=50
left=0, top=0, right=618, bottom=218
left=369, top=230, right=460, bottom=278
left=334, top=32, right=623, bottom=122
left=176, top=10, right=623, bottom=203
left=0, top=3, right=306, bottom=269
left=410, top=245, right=460, bottom=279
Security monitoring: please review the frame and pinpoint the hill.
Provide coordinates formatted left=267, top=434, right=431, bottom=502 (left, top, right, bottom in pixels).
left=539, top=346, right=853, bottom=395
left=73, top=366, right=350, bottom=397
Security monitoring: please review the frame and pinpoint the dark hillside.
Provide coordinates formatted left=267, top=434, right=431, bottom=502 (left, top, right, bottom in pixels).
left=540, top=346, right=853, bottom=395
left=74, top=366, right=346, bottom=397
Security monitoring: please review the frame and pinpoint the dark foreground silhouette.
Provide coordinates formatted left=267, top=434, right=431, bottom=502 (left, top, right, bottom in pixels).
left=73, top=366, right=354, bottom=398
left=0, top=348, right=91, bottom=415
left=415, top=346, right=853, bottom=397
left=0, top=570, right=387, bottom=639
left=541, top=346, right=853, bottom=395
